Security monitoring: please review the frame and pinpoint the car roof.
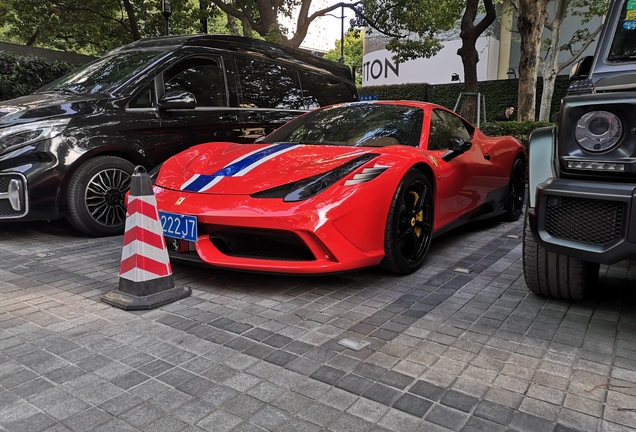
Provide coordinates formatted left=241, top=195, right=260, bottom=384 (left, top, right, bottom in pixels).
left=111, top=34, right=354, bottom=83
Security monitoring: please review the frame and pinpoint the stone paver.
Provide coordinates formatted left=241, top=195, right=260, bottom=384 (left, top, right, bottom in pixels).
left=0, top=215, right=635, bottom=432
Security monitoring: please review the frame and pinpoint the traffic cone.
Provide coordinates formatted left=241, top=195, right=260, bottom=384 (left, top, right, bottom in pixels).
left=102, top=166, right=191, bottom=310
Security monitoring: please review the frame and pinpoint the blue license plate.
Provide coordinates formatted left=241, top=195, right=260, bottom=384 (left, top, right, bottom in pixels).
left=159, top=211, right=198, bottom=242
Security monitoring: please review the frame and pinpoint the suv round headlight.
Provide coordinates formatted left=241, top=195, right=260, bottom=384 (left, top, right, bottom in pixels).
left=574, top=111, right=622, bottom=152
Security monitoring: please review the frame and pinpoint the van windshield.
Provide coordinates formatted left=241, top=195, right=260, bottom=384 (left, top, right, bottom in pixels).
left=608, top=0, right=636, bottom=61
left=37, top=49, right=169, bottom=95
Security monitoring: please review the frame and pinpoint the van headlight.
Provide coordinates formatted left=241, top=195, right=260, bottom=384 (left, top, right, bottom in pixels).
left=574, top=111, right=622, bottom=152
left=0, top=118, right=71, bottom=154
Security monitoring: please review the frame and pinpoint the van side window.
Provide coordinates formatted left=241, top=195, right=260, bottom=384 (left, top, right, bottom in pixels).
left=299, top=71, right=354, bottom=109
left=129, top=82, right=155, bottom=108
left=428, top=109, right=472, bottom=150
left=163, top=57, right=227, bottom=107
left=235, top=57, right=304, bottom=110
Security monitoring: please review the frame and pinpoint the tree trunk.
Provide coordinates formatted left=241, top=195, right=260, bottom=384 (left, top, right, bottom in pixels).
left=517, top=0, right=549, bottom=121
left=539, top=0, right=567, bottom=121
left=121, top=0, right=141, bottom=40
left=26, top=29, right=40, bottom=46
left=539, top=69, right=559, bottom=121
left=456, top=0, right=496, bottom=123
left=241, top=18, right=253, bottom=38
left=227, top=14, right=240, bottom=35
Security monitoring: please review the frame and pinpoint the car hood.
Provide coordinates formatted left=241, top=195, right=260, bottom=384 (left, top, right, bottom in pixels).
left=0, top=93, right=107, bottom=125
left=157, top=142, right=387, bottom=195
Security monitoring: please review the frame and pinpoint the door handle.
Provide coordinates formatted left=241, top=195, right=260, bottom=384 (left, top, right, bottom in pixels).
left=219, top=114, right=238, bottom=122
left=246, top=113, right=263, bottom=122
left=484, top=153, right=491, bottom=160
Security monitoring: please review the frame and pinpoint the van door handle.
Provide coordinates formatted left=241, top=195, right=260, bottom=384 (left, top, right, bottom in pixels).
left=219, top=114, right=238, bottom=122
left=246, top=113, right=263, bottom=122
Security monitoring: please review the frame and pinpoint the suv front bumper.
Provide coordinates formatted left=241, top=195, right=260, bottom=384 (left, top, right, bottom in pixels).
left=529, top=177, right=636, bottom=264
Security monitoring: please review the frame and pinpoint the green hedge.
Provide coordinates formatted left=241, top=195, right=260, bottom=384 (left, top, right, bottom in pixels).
left=359, top=75, right=570, bottom=123
left=0, top=52, right=75, bottom=101
left=480, top=121, right=553, bottom=147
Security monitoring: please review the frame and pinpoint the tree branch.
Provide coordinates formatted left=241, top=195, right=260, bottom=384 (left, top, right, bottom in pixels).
left=473, top=0, right=496, bottom=36
left=558, top=25, right=602, bottom=72
left=347, top=5, right=404, bottom=38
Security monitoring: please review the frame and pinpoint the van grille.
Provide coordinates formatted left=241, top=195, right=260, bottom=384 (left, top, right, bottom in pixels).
left=209, top=228, right=315, bottom=261
left=545, top=196, right=625, bottom=245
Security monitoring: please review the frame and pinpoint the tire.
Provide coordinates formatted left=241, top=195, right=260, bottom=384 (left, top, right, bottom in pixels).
left=501, top=157, right=526, bottom=222
left=381, top=169, right=434, bottom=274
left=522, top=211, right=599, bottom=301
left=66, top=156, right=135, bottom=236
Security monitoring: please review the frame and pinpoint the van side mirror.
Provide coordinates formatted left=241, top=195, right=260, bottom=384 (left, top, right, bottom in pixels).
left=569, top=56, right=593, bottom=81
left=441, top=136, right=472, bottom=162
left=158, top=91, right=197, bottom=110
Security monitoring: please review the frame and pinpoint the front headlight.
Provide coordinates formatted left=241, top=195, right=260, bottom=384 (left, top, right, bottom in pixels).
left=251, top=154, right=379, bottom=202
left=0, top=118, right=71, bottom=154
left=574, top=111, right=622, bottom=153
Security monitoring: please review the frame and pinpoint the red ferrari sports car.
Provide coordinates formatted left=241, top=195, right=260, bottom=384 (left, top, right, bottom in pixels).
left=152, top=101, right=526, bottom=274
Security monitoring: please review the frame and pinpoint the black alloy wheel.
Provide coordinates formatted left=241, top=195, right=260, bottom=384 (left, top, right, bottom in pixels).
left=85, top=168, right=131, bottom=227
left=502, top=157, right=526, bottom=222
left=67, top=156, right=135, bottom=236
left=381, top=169, right=434, bottom=274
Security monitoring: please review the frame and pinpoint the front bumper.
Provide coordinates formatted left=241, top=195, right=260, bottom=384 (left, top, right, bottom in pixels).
left=154, top=186, right=389, bottom=274
left=0, top=143, right=65, bottom=223
left=528, top=177, right=636, bottom=264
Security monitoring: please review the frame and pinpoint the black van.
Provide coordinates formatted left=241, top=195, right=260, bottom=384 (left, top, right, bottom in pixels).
left=0, top=34, right=358, bottom=236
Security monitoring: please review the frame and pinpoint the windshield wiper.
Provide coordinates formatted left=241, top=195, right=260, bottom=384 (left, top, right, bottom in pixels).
left=50, top=85, right=82, bottom=94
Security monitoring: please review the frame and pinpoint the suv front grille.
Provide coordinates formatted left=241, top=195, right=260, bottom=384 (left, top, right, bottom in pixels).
left=209, top=228, right=316, bottom=261
left=544, top=196, right=625, bottom=245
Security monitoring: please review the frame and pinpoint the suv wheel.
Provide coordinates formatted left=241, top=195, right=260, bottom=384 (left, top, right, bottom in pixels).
left=66, top=156, right=134, bottom=236
left=522, top=211, right=599, bottom=301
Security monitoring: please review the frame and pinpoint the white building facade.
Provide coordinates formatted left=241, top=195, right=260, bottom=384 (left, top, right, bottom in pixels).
left=361, top=0, right=602, bottom=87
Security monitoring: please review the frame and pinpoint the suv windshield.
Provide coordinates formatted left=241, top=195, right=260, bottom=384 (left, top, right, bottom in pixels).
left=264, top=104, right=424, bottom=148
left=608, top=0, right=636, bottom=61
left=37, top=49, right=169, bottom=95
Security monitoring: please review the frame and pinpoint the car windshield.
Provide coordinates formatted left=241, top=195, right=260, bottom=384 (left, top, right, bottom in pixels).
left=608, top=0, right=636, bottom=61
left=264, top=104, right=424, bottom=147
left=37, top=49, right=169, bottom=95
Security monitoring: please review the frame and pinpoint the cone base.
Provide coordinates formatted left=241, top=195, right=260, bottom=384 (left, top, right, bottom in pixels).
left=101, top=286, right=191, bottom=311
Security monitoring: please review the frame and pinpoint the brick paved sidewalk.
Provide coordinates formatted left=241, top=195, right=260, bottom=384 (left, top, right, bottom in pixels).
left=0, top=215, right=635, bottom=432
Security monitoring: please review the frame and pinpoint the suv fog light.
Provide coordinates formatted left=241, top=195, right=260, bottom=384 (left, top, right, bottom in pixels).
left=567, top=161, right=625, bottom=171
left=8, top=179, right=22, bottom=211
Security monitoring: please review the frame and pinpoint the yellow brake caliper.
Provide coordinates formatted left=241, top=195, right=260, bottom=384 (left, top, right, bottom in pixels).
left=408, top=191, right=424, bottom=237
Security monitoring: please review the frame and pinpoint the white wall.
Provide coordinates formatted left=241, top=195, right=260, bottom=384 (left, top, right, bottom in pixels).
left=361, top=36, right=500, bottom=86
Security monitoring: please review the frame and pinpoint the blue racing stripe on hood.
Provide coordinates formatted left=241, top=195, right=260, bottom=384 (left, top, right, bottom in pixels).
left=181, top=143, right=297, bottom=192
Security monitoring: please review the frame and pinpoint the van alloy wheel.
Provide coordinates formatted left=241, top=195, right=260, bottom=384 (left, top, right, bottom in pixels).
left=67, top=156, right=135, bottom=236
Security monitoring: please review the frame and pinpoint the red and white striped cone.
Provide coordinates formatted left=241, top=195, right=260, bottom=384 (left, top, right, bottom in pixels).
left=102, top=166, right=191, bottom=310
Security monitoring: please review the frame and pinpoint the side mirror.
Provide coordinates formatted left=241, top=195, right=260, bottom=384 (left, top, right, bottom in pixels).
left=158, top=91, right=197, bottom=110
left=441, top=136, right=472, bottom=162
left=551, top=111, right=560, bottom=123
left=569, top=56, right=593, bottom=81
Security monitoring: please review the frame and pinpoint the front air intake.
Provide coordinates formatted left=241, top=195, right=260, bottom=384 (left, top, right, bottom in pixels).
left=210, top=228, right=316, bottom=261
left=544, top=196, right=625, bottom=245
